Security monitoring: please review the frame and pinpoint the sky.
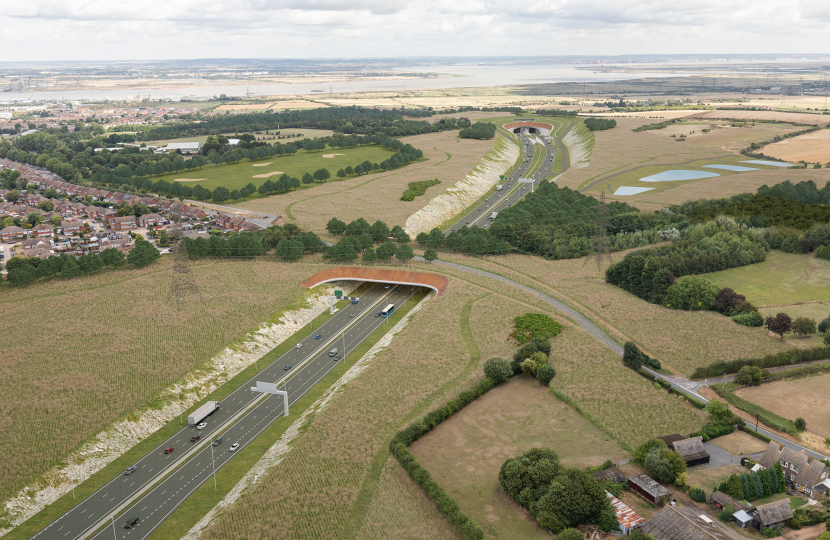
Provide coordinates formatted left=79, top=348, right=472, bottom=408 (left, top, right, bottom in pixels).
left=2, top=0, right=829, bottom=61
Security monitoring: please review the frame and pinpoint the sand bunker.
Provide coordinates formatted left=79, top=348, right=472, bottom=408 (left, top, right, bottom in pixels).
left=321, top=154, right=345, bottom=158
left=252, top=162, right=273, bottom=167
left=175, top=178, right=207, bottom=182
left=252, top=171, right=285, bottom=178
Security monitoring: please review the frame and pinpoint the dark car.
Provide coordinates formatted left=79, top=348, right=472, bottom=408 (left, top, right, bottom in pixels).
left=375, top=312, right=381, bottom=317
left=164, top=447, right=174, bottom=454
left=284, top=365, right=292, bottom=370
left=123, top=516, right=139, bottom=529
left=190, top=436, right=202, bottom=443
left=212, top=437, right=223, bottom=446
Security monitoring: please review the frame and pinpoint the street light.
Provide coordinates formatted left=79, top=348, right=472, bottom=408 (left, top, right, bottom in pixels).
left=210, top=441, right=217, bottom=490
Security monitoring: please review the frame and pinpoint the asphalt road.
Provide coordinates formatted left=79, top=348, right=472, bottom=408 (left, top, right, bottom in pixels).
left=446, top=132, right=554, bottom=233
left=33, top=283, right=419, bottom=540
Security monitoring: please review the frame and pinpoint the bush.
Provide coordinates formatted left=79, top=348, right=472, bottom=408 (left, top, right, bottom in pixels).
left=763, top=527, right=782, bottom=538
left=733, top=312, right=764, bottom=327
left=483, top=357, right=513, bottom=384
left=816, top=244, right=830, bottom=260
left=787, top=518, right=802, bottom=530
left=536, top=364, right=556, bottom=385
left=825, top=332, right=830, bottom=346
left=795, top=417, right=807, bottom=431
left=557, top=529, right=585, bottom=540
left=623, top=341, right=644, bottom=370
left=510, top=313, right=562, bottom=343
left=718, top=505, right=735, bottom=522
left=690, top=487, right=706, bottom=502
left=818, top=317, right=830, bottom=334
left=793, top=317, right=818, bottom=336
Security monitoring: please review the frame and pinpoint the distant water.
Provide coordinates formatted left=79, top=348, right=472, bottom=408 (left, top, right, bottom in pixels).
left=0, top=62, right=689, bottom=102
left=640, top=170, right=721, bottom=182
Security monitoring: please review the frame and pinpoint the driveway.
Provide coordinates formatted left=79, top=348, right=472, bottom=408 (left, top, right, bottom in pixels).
left=693, top=442, right=764, bottom=470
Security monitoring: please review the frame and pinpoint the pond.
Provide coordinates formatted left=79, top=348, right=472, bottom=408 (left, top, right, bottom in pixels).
left=639, top=170, right=721, bottom=182
left=613, top=186, right=655, bottom=196
left=740, top=160, right=794, bottom=167
left=703, top=164, right=760, bottom=172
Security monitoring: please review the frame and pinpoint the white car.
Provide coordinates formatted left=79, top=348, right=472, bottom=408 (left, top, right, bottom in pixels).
left=196, top=422, right=207, bottom=430
left=295, top=344, right=302, bottom=349
left=229, top=443, right=240, bottom=452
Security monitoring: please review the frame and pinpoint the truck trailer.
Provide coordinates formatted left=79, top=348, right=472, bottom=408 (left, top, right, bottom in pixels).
left=188, top=401, right=219, bottom=426
left=490, top=212, right=498, bottom=220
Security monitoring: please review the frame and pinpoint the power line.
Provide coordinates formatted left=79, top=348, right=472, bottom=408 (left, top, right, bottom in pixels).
left=168, top=218, right=205, bottom=310
left=583, top=191, right=614, bottom=271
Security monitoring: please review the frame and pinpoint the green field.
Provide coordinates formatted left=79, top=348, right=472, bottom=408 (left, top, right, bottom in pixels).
left=705, top=250, right=830, bottom=306
left=158, top=144, right=400, bottom=191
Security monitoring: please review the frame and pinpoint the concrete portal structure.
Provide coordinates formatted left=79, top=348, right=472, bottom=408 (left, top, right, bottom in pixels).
left=503, top=121, right=554, bottom=136
left=301, top=267, right=449, bottom=296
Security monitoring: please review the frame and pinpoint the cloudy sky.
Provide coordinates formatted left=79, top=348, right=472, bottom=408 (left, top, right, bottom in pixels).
left=2, top=0, right=829, bottom=61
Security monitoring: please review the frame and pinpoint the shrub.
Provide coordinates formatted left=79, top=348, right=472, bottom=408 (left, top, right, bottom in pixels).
left=510, top=313, right=562, bottom=343
left=733, top=312, right=764, bottom=327
left=763, top=527, right=782, bottom=538
left=584, top=118, right=617, bottom=131
left=536, top=364, right=556, bottom=385
left=793, top=317, right=817, bottom=336
left=483, top=357, right=513, bottom=384
left=714, top=287, right=747, bottom=315
left=816, top=244, right=830, bottom=260
left=690, top=487, right=706, bottom=502
left=818, top=317, right=830, bottom=334
left=795, top=417, right=807, bottom=431
left=825, top=332, right=830, bottom=346
left=623, top=341, right=644, bottom=370
left=718, top=505, right=735, bottom=522
left=662, top=275, right=719, bottom=311
left=520, top=352, right=548, bottom=377
left=557, top=529, right=585, bottom=540
left=787, top=518, right=802, bottom=530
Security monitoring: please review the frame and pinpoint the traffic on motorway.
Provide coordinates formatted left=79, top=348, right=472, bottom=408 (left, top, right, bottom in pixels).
left=33, top=283, right=419, bottom=540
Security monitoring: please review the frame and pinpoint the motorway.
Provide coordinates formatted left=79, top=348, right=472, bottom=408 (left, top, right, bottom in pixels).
left=446, top=128, right=559, bottom=233
left=34, top=283, right=420, bottom=540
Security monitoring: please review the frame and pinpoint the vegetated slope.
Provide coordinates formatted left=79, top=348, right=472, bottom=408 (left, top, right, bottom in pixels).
left=0, top=257, right=329, bottom=504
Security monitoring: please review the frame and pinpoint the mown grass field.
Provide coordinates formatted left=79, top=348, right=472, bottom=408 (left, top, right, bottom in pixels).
left=438, top=250, right=790, bottom=377
left=0, top=257, right=332, bottom=505
left=705, top=250, right=830, bottom=306
left=735, top=374, right=830, bottom=438
left=158, top=144, right=398, bottom=191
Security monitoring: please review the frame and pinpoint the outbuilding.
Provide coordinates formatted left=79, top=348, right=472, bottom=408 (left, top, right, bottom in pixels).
left=751, top=499, right=793, bottom=532
left=628, top=475, right=672, bottom=505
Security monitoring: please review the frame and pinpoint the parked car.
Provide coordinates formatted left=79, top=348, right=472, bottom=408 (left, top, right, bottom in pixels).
left=123, top=516, right=139, bottom=529
left=196, top=422, right=207, bottom=430
left=123, top=465, right=137, bottom=475
left=284, top=365, right=292, bottom=370
left=164, top=448, right=174, bottom=454
left=229, top=443, right=240, bottom=452
left=190, top=436, right=202, bottom=443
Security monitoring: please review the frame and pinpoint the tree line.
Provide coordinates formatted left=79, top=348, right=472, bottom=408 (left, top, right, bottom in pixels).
left=584, top=118, right=617, bottom=131
left=459, top=122, right=497, bottom=140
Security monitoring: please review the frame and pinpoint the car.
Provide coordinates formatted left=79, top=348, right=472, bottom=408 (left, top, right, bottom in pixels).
left=384, top=285, right=390, bottom=289
left=349, top=313, right=355, bottom=318
left=196, top=422, right=207, bottom=430
left=315, top=334, right=322, bottom=339
left=229, top=443, right=240, bottom=452
left=284, top=365, right=292, bottom=370
left=375, top=312, right=381, bottom=317
left=212, top=437, right=223, bottom=446
left=123, top=465, right=137, bottom=475
left=164, top=447, right=174, bottom=454
left=294, top=343, right=302, bottom=349
left=190, top=436, right=202, bottom=443
left=351, top=299, right=359, bottom=304
left=123, top=516, right=139, bottom=529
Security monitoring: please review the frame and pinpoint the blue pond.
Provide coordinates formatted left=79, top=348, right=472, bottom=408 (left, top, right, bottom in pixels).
left=740, top=160, right=794, bottom=167
left=702, top=164, right=760, bottom=172
left=639, top=170, right=721, bottom=182
left=613, top=186, right=654, bottom=196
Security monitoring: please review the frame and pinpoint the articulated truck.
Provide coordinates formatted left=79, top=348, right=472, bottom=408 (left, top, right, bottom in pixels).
left=188, top=401, right=219, bottom=426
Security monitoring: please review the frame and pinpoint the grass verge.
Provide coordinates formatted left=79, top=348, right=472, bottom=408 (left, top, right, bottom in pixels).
left=5, top=285, right=378, bottom=540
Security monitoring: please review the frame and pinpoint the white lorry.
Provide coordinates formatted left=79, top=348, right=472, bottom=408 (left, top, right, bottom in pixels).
left=496, top=185, right=503, bottom=191
left=188, top=401, right=219, bottom=426
left=490, top=212, right=498, bottom=221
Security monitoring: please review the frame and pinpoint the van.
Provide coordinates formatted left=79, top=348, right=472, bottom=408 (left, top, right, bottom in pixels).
left=328, top=348, right=338, bottom=357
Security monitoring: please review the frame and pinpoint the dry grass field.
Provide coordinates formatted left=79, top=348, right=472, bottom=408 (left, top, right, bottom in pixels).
left=689, top=110, right=830, bottom=128
left=438, top=251, right=790, bottom=377
left=234, top=130, right=497, bottom=236
left=0, top=257, right=332, bottom=503
left=735, top=375, right=830, bottom=438
left=650, top=122, right=803, bottom=152
left=764, top=129, right=830, bottom=163
left=709, top=431, right=769, bottom=456
left=411, top=376, right=627, bottom=540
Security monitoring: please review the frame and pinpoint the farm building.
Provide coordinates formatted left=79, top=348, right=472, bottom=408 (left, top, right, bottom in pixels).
left=658, top=434, right=710, bottom=466
left=628, top=475, right=672, bottom=505
left=641, top=505, right=730, bottom=540
left=751, top=499, right=793, bottom=532
left=732, top=509, right=753, bottom=529
left=708, top=491, right=747, bottom=511
left=756, top=441, right=830, bottom=498
left=163, top=142, right=201, bottom=153
left=593, top=466, right=625, bottom=484
left=606, top=491, right=644, bottom=534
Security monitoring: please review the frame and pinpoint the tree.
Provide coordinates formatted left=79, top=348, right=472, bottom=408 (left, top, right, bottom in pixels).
left=302, top=172, right=314, bottom=186
left=50, top=215, right=62, bottom=227
left=8, top=263, right=37, bottom=285
left=128, top=241, right=160, bottom=267
left=395, top=243, right=414, bottom=263
left=644, top=448, right=674, bottom=483
left=337, top=169, right=346, bottom=179
left=212, top=186, right=230, bottom=204
left=276, top=238, right=304, bottom=260
left=370, top=220, right=391, bottom=243
left=416, top=232, right=428, bottom=245
left=718, top=505, right=735, bottom=522
left=357, top=234, right=374, bottom=250
left=635, top=438, right=668, bottom=464
left=377, top=241, right=397, bottom=260
left=792, top=317, right=817, bottom=336
left=735, top=365, right=764, bottom=386
left=27, top=212, right=43, bottom=226
left=362, top=247, right=376, bottom=262
left=765, top=313, right=793, bottom=340
left=722, top=474, right=744, bottom=499
left=520, top=351, right=548, bottom=377
left=557, top=530, right=584, bottom=540
left=230, top=189, right=241, bottom=201
left=622, top=341, right=643, bottom=370
left=326, top=217, right=346, bottom=235
left=61, top=257, right=81, bottom=278
left=5, top=189, right=20, bottom=203
left=426, top=228, right=444, bottom=248
left=662, top=275, right=719, bottom=311
left=483, top=357, right=513, bottom=384
left=795, top=417, right=807, bottom=431
left=818, top=317, right=830, bottom=334
left=536, top=364, right=556, bottom=385
left=690, top=487, right=706, bottom=502
left=424, top=248, right=437, bottom=262
left=38, top=200, right=54, bottom=212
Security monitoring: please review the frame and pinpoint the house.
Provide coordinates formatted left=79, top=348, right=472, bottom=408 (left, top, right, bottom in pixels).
left=671, top=437, right=710, bottom=467
left=593, top=466, right=626, bottom=484
left=30, top=223, right=54, bottom=237
left=708, top=491, right=746, bottom=512
left=61, top=221, right=82, bottom=234
left=606, top=491, right=644, bottom=535
left=1, top=226, right=26, bottom=241
left=181, top=206, right=206, bottom=219
left=756, top=441, right=830, bottom=498
left=628, top=475, right=672, bottom=505
left=137, top=213, right=162, bottom=227
left=108, top=216, right=137, bottom=231
left=751, top=499, right=793, bottom=532
left=641, top=505, right=730, bottom=540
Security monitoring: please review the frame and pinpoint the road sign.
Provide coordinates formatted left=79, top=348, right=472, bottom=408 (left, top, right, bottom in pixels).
left=334, top=290, right=342, bottom=297
left=499, top=175, right=504, bottom=179
left=251, top=381, right=289, bottom=415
